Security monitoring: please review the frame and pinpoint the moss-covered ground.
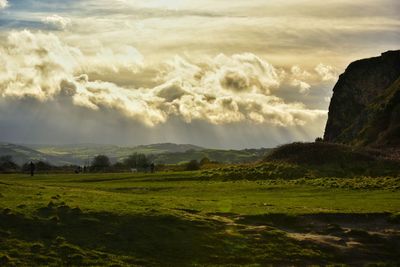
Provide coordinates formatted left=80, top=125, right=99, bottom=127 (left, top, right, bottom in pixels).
left=1, top=171, right=399, bottom=266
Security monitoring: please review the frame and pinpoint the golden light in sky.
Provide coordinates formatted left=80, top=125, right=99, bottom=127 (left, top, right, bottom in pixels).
left=0, top=0, right=398, bottom=147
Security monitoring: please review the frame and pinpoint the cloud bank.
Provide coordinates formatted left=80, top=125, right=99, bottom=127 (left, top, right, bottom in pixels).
left=0, top=0, right=8, bottom=9
left=42, top=15, right=72, bottom=30
left=0, top=30, right=326, bottom=127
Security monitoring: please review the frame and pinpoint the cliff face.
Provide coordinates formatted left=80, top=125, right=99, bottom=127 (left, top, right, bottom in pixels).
left=324, top=50, right=400, bottom=148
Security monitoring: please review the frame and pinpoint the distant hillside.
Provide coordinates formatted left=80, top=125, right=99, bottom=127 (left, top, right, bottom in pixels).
left=26, top=143, right=205, bottom=164
left=324, top=50, right=400, bottom=148
left=154, top=148, right=271, bottom=164
left=1, top=142, right=270, bottom=166
left=0, top=143, right=67, bottom=165
left=132, top=143, right=204, bottom=154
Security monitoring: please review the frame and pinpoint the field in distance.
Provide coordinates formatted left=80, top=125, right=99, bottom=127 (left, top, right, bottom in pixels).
left=1, top=171, right=400, bottom=266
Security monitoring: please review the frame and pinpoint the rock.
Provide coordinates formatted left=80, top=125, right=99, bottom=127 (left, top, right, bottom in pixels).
left=324, top=50, right=400, bottom=148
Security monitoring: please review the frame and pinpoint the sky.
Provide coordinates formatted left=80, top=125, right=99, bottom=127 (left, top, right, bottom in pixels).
left=0, top=0, right=399, bottom=148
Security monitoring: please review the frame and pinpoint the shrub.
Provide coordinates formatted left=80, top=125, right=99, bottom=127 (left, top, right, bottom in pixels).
left=186, top=160, right=200, bottom=171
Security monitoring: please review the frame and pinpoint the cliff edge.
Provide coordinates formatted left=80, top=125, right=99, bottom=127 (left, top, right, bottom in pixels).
left=324, top=50, right=400, bottom=148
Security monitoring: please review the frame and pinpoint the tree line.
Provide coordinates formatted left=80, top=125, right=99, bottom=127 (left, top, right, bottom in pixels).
left=90, top=153, right=155, bottom=172
left=0, top=156, right=76, bottom=173
left=0, top=153, right=214, bottom=174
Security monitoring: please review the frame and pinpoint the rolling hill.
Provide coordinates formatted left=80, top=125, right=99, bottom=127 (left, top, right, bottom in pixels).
left=0, top=142, right=271, bottom=166
left=0, top=143, right=68, bottom=165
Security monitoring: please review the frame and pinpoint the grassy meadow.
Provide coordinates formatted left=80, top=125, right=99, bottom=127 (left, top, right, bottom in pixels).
left=1, top=169, right=400, bottom=266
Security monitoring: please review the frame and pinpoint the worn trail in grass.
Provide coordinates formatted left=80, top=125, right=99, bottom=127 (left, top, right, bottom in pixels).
left=0, top=172, right=400, bottom=266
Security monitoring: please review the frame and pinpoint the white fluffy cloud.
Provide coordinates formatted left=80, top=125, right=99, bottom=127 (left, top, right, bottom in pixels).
left=0, top=30, right=82, bottom=100
left=290, top=65, right=312, bottom=94
left=88, top=46, right=144, bottom=73
left=0, top=30, right=326, bottom=127
left=42, top=15, right=72, bottom=30
left=153, top=54, right=324, bottom=125
left=315, top=63, right=338, bottom=82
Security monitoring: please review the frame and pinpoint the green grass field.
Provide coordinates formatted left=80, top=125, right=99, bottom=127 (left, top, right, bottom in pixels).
left=1, top=171, right=400, bottom=266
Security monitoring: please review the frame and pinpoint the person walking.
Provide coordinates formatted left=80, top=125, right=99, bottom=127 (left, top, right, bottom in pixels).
left=29, top=161, right=35, bottom=177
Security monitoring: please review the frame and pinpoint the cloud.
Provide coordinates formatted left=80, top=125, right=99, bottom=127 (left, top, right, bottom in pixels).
left=290, top=65, right=312, bottom=94
left=153, top=54, right=325, bottom=125
left=42, top=15, right=72, bottom=30
left=0, top=30, right=326, bottom=127
left=291, top=79, right=311, bottom=95
left=87, top=46, right=144, bottom=73
left=159, top=53, right=281, bottom=94
left=0, top=30, right=82, bottom=100
left=315, top=63, right=339, bottom=82
left=0, top=0, right=7, bottom=9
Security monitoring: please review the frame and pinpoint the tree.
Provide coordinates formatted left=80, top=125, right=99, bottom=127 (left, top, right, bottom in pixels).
left=113, top=162, right=126, bottom=171
left=91, top=155, right=111, bottom=171
left=36, top=161, right=53, bottom=171
left=0, top=156, right=19, bottom=173
left=123, top=153, right=149, bottom=170
left=186, top=160, right=200, bottom=171
left=123, top=153, right=138, bottom=169
left=200, top=157, right=211, bottom=166
left=315, top=137, right=324, bottom=143
left=137, top=154, right=149, bottom=170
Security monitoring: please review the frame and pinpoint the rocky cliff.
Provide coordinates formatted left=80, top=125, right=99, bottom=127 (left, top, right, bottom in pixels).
left=324, top=50, right=400, bottom=148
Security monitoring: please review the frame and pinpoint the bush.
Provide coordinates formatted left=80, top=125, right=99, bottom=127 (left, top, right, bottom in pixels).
left=186, top=160, right=200, bottom=171
left=200, top=157, right=211, bottom=166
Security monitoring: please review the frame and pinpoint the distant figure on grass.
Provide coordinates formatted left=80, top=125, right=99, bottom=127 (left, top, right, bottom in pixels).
left=150, top=163, right=155, bottom=173
left=29, top=161, right=35, bottom=177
